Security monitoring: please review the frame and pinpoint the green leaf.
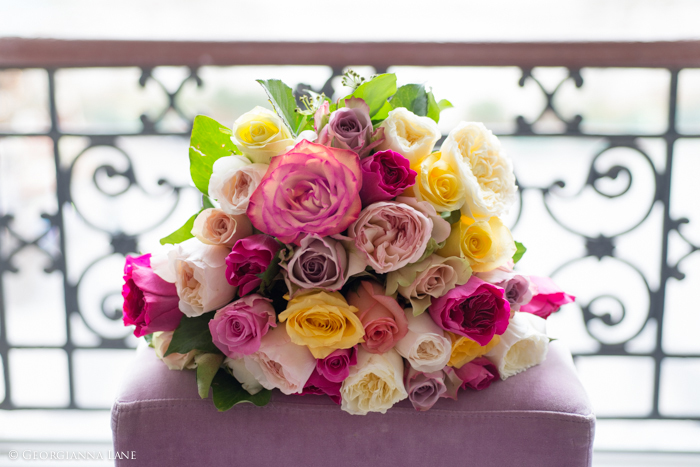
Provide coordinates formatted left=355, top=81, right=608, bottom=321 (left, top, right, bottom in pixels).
left=143, top=333, right=154, bottom=348
left=390, top=84, right=428, bottom=116
left=189, top=115, right=239, bottom=195
left=211, top=369, right=272, bottom=411
left=426, top=90, right=440, bottom=123
left=256, top=79, right=302, bottom=137
left=347, top=73, right=397, bottom=117
left=371, top=100, right=393, bottom=125
left=438, top=99, right=454, bottom=111
left=513, top=241, right=527, bottom=264
left=164, top=311, right=220, bottom=356
left=159, top=211, right=200, bottom=245
left=415, top=238, right=447, bottom=264
left=256, top=245, right=283, bottom=294
left=196, top=353, right=225, bottom=399
left=440, top=209, right=462, bottom=225
left=202, top=194, right=216, bottom=209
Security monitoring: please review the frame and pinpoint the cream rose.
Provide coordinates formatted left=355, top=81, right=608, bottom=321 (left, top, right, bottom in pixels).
left=191, top=208, right=252, bottom=247
left=163, top=238, right=236, bottom=317
left=340, top=348, right=408, bottom=415
left=386, top=254, right=472, bottom=316
left=377, top=107, right=441, bottom=164
left=441, top=122, right=517, bottom=219
left=411, top=150, right=466, bottom=213
left=152, top=331, right=199, bottom=371
left=394, top=310, right=452, bottom=373
left=244, top=325, right=316, bottom=395
left=231, top=106, right=295, bottom=164
left=208, top=155, right=268, bottom=215
left=485, top=312, right=549, bottom=380
left=223, top=357, right=263, bottom=395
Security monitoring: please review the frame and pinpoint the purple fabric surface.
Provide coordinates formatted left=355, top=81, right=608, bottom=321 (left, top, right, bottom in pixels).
left=112, top=342, right=594, bottom=467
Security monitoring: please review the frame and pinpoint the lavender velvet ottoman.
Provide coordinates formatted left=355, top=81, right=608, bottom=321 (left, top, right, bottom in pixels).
left=111, top=341, right=595, bottom=467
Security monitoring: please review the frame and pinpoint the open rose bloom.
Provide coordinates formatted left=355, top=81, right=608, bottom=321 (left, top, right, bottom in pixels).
left=121, top=74, right=575, bottom=415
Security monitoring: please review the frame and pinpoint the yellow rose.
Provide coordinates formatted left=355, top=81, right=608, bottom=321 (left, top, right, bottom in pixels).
left=278, top=291, right=365, bottom=359
left=438, top=216, right=516, bottom=273
left=447, top=332, right=500, bottom=368
left=411, top=151, right=466, bottom=213
left=231, top=106, right=294, bottom=164
left=441, top=122, right=517, bottom=219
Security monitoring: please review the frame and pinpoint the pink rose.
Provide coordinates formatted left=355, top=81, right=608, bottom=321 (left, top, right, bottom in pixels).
left=520, top=276, right=575, bottom=319
left=122, top=254, right=182, bottom=337
left=359, top=149, right=416, bottom=206
left=453, top=356, right=499, bottom=390
left=348, top=197, right=450, bottom=273
left=347, top=281, right=408, bottom=354
left=301, top=368, right=342, bottom=404
left=316, top=346, right=358, bottom=383
left=225, top=234, right=281, bottom=296
left=244, top=325, right=316, bottom=395
left=317, top=98, right=384, bottom=158
left=429, top=276, right=510, bottom=346
left=404, top=364, right=447, bottom=412
left=246, top=140, right=362, bottom=245
left=314, top=100, right=330, bottom=132
left=209, top=294, right=276, bottom=358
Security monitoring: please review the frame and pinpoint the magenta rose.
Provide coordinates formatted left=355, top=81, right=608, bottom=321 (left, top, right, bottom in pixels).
left=316, top=346, right=358, bottom=383
left=347, top=281, right=408, bottom=354
left=404, top=364, right=447, bottom=412
left=429, top=276, right=510, bottom=346
left=301, top=368, right=342, bottom=404
left=317, top=98, right=384, bottom=158
left=225, top=234, right=281, bottom=296
left=122, top=253, right=182, bottom=337
left=209, top=294, right=276, bottom=358
left=453, top=357, right=499, bottom=391
left=246, top=140, right=362, bottom=245
left=520, top=276, right=575, bottom=319
left=359, top=149, right=416, bottom=206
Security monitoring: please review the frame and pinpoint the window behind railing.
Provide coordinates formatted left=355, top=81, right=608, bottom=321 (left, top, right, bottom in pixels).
left=1, top=39, right=699, bottom=451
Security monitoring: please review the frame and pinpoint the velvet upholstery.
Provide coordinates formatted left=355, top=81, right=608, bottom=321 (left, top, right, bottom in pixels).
left=112, top=341, right=594, bottom=466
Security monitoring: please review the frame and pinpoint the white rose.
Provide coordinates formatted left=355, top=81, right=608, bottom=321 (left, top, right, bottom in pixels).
left=231, top=106, right=295, bottom=164
left=485, top=312, right=549, bottom=380
left=223, top=357, right=263, bottom=395
left=377, top=107, right=441, bottom=165
left=165, top=238, right=236, bottom=317
left=208, top=155, right=268, bottom=215
left=394, top=310, right=452, bottom=373
left=441, top=122, right=517, bottom=219
left=243, top=326, right=316, bottom=395
left=340, top=348, right=408, bottom=415
left=191, top=208, right=251, bottom=247
left=152, top=331, right=199, bottom=371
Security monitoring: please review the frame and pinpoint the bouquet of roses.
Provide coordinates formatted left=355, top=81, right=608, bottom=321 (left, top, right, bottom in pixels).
left=121, top=72, right=575, bottom=415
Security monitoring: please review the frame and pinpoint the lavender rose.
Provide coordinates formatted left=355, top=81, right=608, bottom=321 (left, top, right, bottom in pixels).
left=429, top=276, right=511, bottom=346
left=317, top=98, right=384, bottom=158
left=359, top=149, right=417, bottom=206
left=209, top=294, right=277, bottom=358
left=280, top=235, right=365, bottom=295
left=477, top=266, right=533, bottom=312
left=316, top=346, right=358, bottom=383
left=225, top=234, right=281, bottom=296
left=122, top=253, right=182, bottom=337
left=404, top=365, right=447, bottom=412
left=246, top=141, right=362, bottom=245
left=348, top=196, right=450, bottom=273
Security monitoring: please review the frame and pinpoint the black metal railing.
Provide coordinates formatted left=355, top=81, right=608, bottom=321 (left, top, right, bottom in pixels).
left=0, top=39, right=698, bottom=419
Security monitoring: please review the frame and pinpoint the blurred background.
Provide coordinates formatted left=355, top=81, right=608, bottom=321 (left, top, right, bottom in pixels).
left=1, top=1, right=699, bottom=466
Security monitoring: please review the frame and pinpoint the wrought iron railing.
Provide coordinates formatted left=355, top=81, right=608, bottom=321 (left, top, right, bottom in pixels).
left=0, top=39, right=698, bottom=419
